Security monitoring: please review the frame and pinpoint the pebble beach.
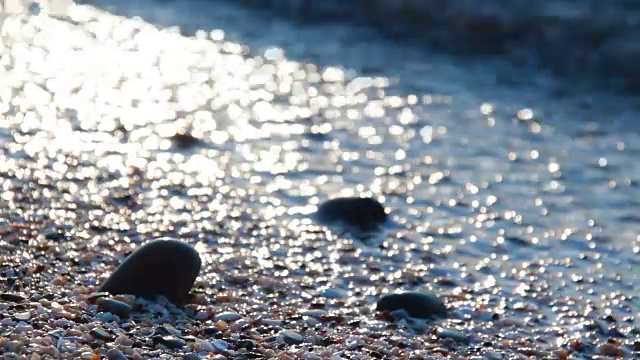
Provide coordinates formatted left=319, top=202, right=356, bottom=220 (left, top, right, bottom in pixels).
left=1, top=1, right=639, bottom=359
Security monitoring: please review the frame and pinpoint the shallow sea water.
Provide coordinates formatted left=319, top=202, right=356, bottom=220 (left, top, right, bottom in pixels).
left=0, top=1, right=639, bottom=359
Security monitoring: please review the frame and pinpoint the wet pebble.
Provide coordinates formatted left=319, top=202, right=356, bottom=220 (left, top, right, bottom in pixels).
left=156, top=336, right=187, bottom=349
left=89, top=327, right=114, bottom=341
left=212, top=339, right=228, bottom=351
left=194, top=338, right=214, bottom=352
left=99, top=238, right=202, bottom=305
left=315, top=197, right=387, bottom=231
left=96, top=298, right=132, bottom=318
left=182, top=354, right=201, bottom=360
left=436, top=328, right=470, bottom=343
left=106, top=348, right=127, bottom=360
left=236, top=339, right=256, bottom=350
left=597, top=343, right=624, bottom=357
left=214, top=312, right=243, bottom=322
left=281, top=330, right=304, bottom=344
left=95, top=312, right=119, bottom=322
left=200, top=326, right=220, bottom=336
left=319, top=288, right=347, bottom=299
left=115, top=334, right=134, bottom=346
left=0, top=293, right=26, bottom=303
left=170, top=132, right=204, bottom=149
left=300, top=309, right=327, bottom=318
left=376, top=292, right=447, bottom=319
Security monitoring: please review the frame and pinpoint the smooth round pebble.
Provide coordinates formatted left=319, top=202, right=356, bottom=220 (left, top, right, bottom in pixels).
left=319, top=288, right=347, bottom=299
left=214, top=312, right=243, bottom=322
left=182, top=354, right=202, bottom=360
left=99, top=238, right=202, bottom=305
left=436, top=327, right=470, bottom=343
left=96, top=298, right=132, bottom=318
left=194, top=338, right=214, bottom=352
left=212, top=339, right=228, bottom=351
left=315, top=197, right=387, bottom=231
left=89, top=327, right=114, bottom=341
left=156, top=336, right=187, bottom=349
left=236, top=339, right=256, bottom=350
left=376, top=292, right=447, bottom=319
left=281, top=330, right=304, bottom=344
left=13, top=311, right=31, bottom=321
left=0, top=293, right=26, bottom=303
left=107, top=348, right=127, bottom=360
left=300, top=309, right=328, bottom=318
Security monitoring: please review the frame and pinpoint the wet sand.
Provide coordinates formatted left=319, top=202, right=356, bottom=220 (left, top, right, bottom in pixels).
left=0, top=2, right=639, bottom=359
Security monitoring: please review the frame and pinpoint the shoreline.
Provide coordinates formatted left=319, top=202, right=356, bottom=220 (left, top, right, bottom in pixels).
left=236, top=0, right=640, bottom=95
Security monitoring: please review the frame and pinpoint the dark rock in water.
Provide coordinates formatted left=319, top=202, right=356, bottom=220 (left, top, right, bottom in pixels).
left=316, top=197, right=387, bottom=231
left=96, top=298, right=132, bottom=318
left=99, top=238, right=201, bottom=305
left=170, top=132, right=204, bottom=149
left=376, top=292, right=447, bottom=319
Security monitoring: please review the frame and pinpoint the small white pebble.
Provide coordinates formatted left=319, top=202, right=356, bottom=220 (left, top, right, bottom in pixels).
left=80, top=352, right=94, bottom=359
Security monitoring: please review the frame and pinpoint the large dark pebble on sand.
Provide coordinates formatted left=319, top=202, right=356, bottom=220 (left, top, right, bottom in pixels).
left=99, top=238, right=201, bottom=305
left=376, top=292, right=447, bottom=319
left=316, top=197, right=387, bottom=231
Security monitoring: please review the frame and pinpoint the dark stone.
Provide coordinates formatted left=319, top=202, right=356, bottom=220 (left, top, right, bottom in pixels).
left=99, top=238, right=201, bottom=305
left=89, top=328, right=114, bottom=342
left=200, top=326, right=220, bottom=336
left=170, top=132, right=204, bottom=149
left=376, top=292, right=447, bottom=319
left=0, top=293, right=25, bottom=303
left=96, top=298, right=132, bottom=318
left=280, top=330, right=303, bottom=344
left=237, top=339, right=256, bottom=350
left=155, top=336, right=187, bottom=349
left=315, top=197, right=387, bottom=231
left=153, top=325, right=182, bottom=337
left=41, top=293, right=56, bottom=301
left=106, top=348, right=127, bottom=360
left=45, top=231, right=66, bottom=241
left=182, top=354, right=201, bottom=360
left=86, top=292, right=110, bottom=304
